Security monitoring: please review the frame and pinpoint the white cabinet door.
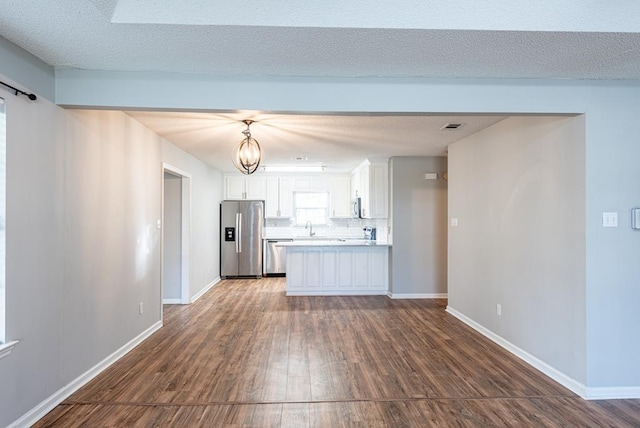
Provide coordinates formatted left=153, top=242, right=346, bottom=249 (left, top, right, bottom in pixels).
left=369, top=164, right=388, bottom=218
left=279, top=177, right=294, bottom=217
left=330, top=176, right=351, bottom=218
left=350, top=170, right=361, bottom=199
left=294, top=177, right=312, bottom=191
left=369, top=250, right=388, bottom=289
left=265, top=177, right=293, bottom=218
left=245, top=177, right=265, bottom=199
left=224, top=175, right=266, bottom=200
left=265, top=177, right=279, bottom=217
left=349, top=161, right=388, bottom=218
left=360, top=164, right=371, bottom=218
left=225, top=176, right=246, bottom=199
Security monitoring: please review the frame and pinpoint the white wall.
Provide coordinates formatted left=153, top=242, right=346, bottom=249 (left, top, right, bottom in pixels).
left=53, top=71, right=640, bottom=392
left=389, top=157, right=447, bottom=296
left=62, top=109, right=164, bottom=380
left=447, top=115, right=586, bottom=383
left=0, top=74, right=65, bottom=427
left=0, top=41, right=223, bottom=425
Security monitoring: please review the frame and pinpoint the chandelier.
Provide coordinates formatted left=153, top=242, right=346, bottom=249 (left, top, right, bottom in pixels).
left=232, top=120, right=262, bottom=175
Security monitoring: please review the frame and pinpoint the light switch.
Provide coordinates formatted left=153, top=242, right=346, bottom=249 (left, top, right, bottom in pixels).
left=451, top=218, right=459, bottom=227
left=602, top=212, right=618, bottom=228
left=632, top=208, right=640, bottom=230
left=156, top=219, right=162, bottom=229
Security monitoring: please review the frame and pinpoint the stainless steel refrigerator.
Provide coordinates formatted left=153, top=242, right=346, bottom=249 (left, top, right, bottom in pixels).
left=220, top=200, right=264, bottom=278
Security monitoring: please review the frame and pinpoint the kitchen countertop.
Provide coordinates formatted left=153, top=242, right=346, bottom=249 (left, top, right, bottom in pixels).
left=276, top=239, right=390, bottom=247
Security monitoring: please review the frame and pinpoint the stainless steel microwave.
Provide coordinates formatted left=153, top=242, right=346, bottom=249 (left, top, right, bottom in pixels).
left=351, top=197, right=362, bottom=218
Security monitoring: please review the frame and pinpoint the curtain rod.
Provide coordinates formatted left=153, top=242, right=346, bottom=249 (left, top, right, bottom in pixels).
left=0, top=80, right=37, bottom=101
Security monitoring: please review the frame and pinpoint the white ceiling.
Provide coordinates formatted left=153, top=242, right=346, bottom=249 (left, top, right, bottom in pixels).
left=2, top=1, right=640, bottom=79
left=127, top=111, right=506, bottom=172
left=0, top=1, right=635, bottom=172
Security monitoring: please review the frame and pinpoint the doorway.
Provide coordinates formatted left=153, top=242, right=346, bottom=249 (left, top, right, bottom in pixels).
left=162, top=163, right=191, bottom=305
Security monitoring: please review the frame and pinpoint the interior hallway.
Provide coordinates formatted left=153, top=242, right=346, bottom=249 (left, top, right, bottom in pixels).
left=34, top=278, right=640, bottom=427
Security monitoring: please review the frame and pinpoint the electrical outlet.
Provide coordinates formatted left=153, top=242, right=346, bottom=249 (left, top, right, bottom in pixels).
left=139, top=302, right=144, bottom=315
left=602, top=212, right=618, bottom=228
left=496, top=304, right=502, bottom=316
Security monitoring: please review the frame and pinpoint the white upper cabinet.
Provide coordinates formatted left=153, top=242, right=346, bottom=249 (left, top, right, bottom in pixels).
left=265, top=177, right=279, bottom=216
left=351, top=160, right=388, bottom=218
left=368, top=162, right=388, bottom=218
left=279, top=178, right=294, bottom=217
left=245, top=177, right=265, bottom=199
left=330, top=176, right=351, bottom=218
left=224, top=175, right=266, bottom=200
left=265, top=177, right=294, bottom=218
left=231, top=173, right=354, bottom=218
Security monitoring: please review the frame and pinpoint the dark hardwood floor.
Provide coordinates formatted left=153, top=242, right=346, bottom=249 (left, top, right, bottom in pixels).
left=35, top=278, right=640, bottom=427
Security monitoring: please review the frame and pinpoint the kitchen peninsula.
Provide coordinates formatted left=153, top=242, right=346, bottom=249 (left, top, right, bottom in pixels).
left=278, top=240, right=391, bottom=296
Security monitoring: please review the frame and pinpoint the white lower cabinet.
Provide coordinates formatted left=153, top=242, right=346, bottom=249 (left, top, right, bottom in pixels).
left=285, top=246, right=389, bottom=295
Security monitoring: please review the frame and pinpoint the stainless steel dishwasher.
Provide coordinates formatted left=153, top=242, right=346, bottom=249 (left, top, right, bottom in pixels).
left=264, top=239, right=292, bottom=276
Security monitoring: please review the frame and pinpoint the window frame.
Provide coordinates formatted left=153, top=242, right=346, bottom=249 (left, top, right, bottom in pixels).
left=0, top=96, right=17, bottom=359
left=293, top=191, right=329, bottom=226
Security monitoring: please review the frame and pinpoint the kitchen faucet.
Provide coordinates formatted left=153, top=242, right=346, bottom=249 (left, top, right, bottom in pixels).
left=305, top=221, right=315, bottom=237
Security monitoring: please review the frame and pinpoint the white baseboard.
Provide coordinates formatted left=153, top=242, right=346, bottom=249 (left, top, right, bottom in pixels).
left=583, top=386, right=640, bottom=400
left=286, top=290, right=388, bottom=296
left=190, top=277, right=220, bottom=303
left=0, top=340, right=19, bottom=360
left=162, top=298, right=182, bottom=304
left=388, top=292, right=448, bottom=299
left=445, top=306, right=588, bottom=398
left=446, top=306, right=640, bottom=400
left=9, top=320, right=162, bottom=428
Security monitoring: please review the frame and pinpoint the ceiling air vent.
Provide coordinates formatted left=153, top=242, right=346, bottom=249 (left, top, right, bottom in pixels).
left=441, top=123, right=464, bottom=130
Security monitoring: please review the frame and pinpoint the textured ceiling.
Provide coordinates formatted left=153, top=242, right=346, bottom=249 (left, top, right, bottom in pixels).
left=126, top=111, right=506, bottom=172
left=1, top=1, right=640, bottom=79
left=0, top=1, right=632, bottom=172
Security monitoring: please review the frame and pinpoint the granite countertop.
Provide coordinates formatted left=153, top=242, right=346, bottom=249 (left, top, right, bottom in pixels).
left=276, top=239, right=390, bottom=247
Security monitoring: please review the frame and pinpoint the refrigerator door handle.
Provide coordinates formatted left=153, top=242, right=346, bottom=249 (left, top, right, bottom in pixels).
left=236, top=212, right=242, bottom=253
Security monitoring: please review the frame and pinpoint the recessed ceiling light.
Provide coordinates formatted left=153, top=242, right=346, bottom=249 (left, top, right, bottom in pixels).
left=263, top=165, right=324, bottom=172
left=441, top=123, right=464, bottom=130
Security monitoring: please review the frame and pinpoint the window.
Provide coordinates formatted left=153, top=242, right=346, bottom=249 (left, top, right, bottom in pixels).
left=294, top=192, right=328, bottom=226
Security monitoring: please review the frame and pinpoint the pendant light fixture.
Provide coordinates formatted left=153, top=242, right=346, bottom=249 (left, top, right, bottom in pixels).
left=232, top=120, right=262, bottom=175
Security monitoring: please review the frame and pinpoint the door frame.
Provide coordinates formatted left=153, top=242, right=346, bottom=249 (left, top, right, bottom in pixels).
left=161, top=163, right=192, bottom=306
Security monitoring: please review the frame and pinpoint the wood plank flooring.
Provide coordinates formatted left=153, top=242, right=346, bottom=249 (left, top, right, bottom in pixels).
left=35, top=278, right=640, bottom=427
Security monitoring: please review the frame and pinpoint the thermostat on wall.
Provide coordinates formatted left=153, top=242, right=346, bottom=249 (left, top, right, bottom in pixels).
left=632, top=208, right=640, bottom=230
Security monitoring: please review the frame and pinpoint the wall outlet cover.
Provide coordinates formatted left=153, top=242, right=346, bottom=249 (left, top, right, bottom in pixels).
left=602, top=212, right=618, bottom=228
